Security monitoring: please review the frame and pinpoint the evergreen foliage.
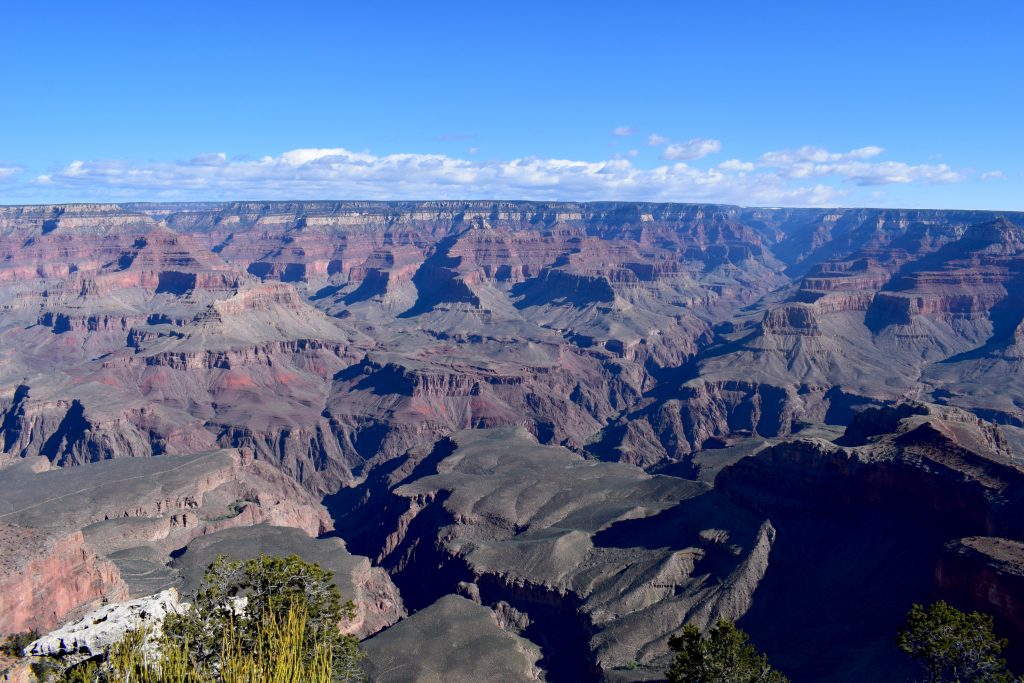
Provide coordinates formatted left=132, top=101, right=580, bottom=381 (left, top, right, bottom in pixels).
left=897, top=601, right=1017, bottom=683
left=666, top=620, right=789, bottom=683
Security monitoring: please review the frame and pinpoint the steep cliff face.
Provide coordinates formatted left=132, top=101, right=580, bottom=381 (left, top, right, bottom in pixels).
left=936, top=536, right=1024, bottom=654
left=5, top=202, right=1024, bottom=681
left=0, top=526, right=128, bottom=634
left=3, top=202, right=1023, bottom=485
left=712, top=405, right=1024, bottom=681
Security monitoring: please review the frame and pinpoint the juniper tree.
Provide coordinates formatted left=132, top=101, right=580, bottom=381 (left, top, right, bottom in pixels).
left=666, top=620, right=789, bottom=683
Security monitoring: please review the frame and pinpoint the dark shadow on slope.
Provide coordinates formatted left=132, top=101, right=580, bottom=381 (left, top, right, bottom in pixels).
left=715, top=440, right=1022, bottom=682
left=737, top=509, right=935, bottom=683
left=822, top=387, right=884, bottom=426
left=322, top=436, right=457, bottom=547
left=310, top=283, right=344, bottom=301
left=592, top=489, right=760, bottom=562
left=398, top=232, right=478, bottom=318
left=0, top=384, right=30, bottom=451
left=511, top=269, right=615, bottom=309
left=940, top=266, right=1024, bottom=364
left=343, top=270, right=389, bottom=304
left=39, top=400, right=90, bottom=464
left=155, top=271, right=197, bottom=294
left=280, top=263, right=307, bottom=282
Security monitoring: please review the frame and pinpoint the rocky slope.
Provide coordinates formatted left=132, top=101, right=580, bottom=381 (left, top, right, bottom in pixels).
left=362, top=595, right=543, bottom=683
left=3, top=202, right=1024, bottom=681
left=332, top=427, right=775, bottom=680
left=594, top=214, right=1024, bottom=469
left=715, top=403, right=1024, bottom=681
left=0, top=450, right=400, bottom=638
left=2, top=202, right=1022, bottom=484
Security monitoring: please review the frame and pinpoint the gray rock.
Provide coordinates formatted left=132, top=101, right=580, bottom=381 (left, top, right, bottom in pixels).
left=350, top=427, right=773, bottom=677
left=26, top=588, right=182, bottom=659
left=362, top=595, right=542, bottom=683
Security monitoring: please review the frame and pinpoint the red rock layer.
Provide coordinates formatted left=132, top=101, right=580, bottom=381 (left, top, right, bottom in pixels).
left=0, top=525, right=128, bottom=634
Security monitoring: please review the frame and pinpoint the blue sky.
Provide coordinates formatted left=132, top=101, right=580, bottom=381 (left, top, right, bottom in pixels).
left=1, top=1, right=1020, bottom=209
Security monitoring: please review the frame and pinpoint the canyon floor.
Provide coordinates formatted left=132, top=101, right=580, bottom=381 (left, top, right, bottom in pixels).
left=2, top=201, right=1024, bottom=681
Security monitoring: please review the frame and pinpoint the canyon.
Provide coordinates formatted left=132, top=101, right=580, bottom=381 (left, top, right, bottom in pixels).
left=2, top=201, right=1024, bottom=681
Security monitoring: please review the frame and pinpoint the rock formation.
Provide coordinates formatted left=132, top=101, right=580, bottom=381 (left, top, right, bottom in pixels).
left=24, top=589, right=182, bottom=660
left=0, top=525, right=127, bottom=634
left=332, top=427, right=775, bottom=680
left=361, top=595, right=543, bottom=683
left=2, top=202, right=1024, bottom=682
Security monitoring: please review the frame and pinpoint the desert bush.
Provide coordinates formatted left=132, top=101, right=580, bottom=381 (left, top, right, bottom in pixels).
left=666, top=620, right=789, bottom=683
left=46, top=553, right=364, bottom=683
left=1, top=629, right=39, bottom=656
left=162, top=553, right=363, bottom=682
left=95, top=602, right=334, bottom=683
left=897, top=601, right=1017, bottom=683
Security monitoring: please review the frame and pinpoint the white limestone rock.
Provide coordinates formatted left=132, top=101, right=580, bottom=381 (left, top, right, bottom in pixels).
left=25, top=588, right=182, bottom=659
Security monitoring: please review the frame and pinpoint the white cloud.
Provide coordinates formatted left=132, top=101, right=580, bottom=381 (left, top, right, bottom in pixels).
left=760, top=146, right=884, bottom=166
left=8, top=142, right=973, bottom=208
left=981, top=170, right=1006, bottom=181
left=719, top=159, right=756, bottom=172
left=0, top=165, right=24, bottom=181
left=468, top=147, right=479, bottom=156
left=187, top=152, right=228, bottom=166
left=661, top=138, right=722, bottom=161
left=758, top=145, right=963, bottom=186
left=22, top=146, right=846, bottom=206
left=646, top=134, right=722, bottom=160
left=612, top=126, right=637, bottom=137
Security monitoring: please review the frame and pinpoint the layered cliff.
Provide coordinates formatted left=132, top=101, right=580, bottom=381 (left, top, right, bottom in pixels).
left=0, top=525, right=127, bottom=633
left=3, top=202, right=1024, bottom=681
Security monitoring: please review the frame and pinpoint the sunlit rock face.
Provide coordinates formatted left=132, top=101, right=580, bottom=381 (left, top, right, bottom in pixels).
left=3, top=202, right=1024, bottom=682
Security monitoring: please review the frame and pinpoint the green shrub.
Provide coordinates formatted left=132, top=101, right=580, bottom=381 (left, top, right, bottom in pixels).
left=897, top=601, right=1017, bottom=683
left=44, top=553, right=364, bottom=683
left=97, top=602, right=334, bottom=683
left=666, top=620, right=789, bottom=683
left=1, top=629, right=40, bottom=657
left=162, top=553, right=363, bottom=682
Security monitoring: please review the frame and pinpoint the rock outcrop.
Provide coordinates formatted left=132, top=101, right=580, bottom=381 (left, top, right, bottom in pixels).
left=712, top=404, right=1024, bottom=681
left=25, top=589, right=182, bottom=660
left=362, top=595, right=543, bottom=683
left=0, top=526, right=127, bottom=634
left=937, top=536, right=1024, bottom=653
left=334, top=427, right=774, bottom=680
left=5, top=202, right=1024, bottom=681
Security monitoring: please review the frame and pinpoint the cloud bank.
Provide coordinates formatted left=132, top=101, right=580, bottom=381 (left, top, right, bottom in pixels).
left=5, top=143, right=974, bottom=207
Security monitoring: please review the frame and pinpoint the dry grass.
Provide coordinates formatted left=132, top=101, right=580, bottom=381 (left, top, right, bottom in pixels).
left=99, top=603, right=334, bottom=683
